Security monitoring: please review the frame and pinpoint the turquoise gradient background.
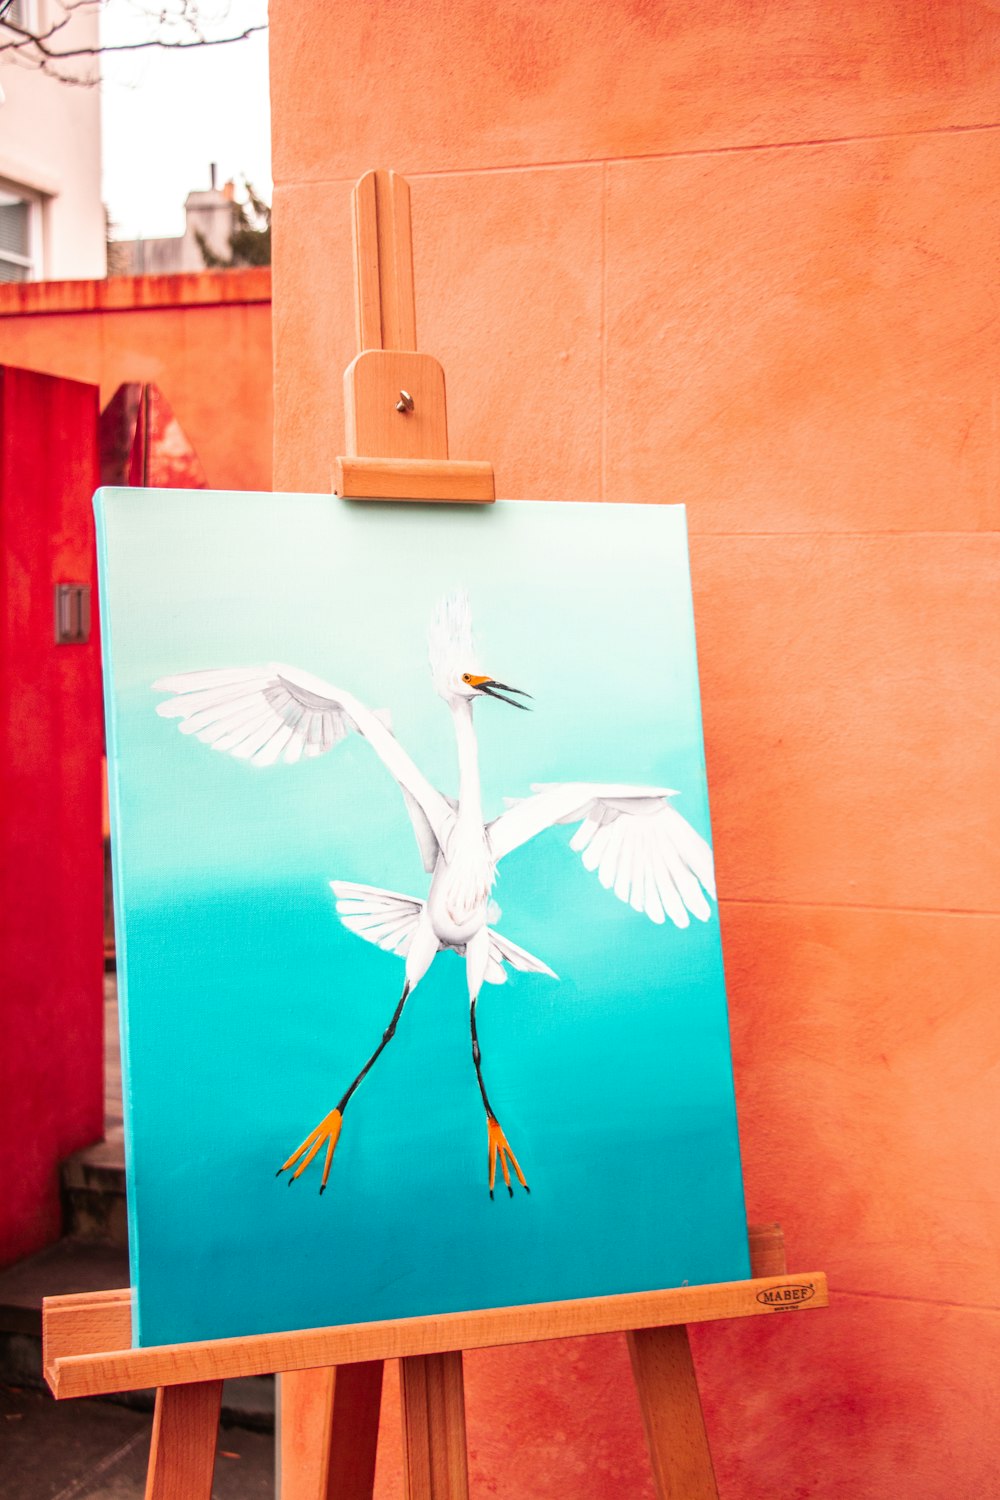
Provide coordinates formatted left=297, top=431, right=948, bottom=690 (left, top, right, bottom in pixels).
left=96, top=489, right=750, bottom=1347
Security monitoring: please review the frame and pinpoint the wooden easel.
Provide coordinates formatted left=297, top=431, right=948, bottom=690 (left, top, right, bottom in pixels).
left=43, top=171, right=827, bottom=1500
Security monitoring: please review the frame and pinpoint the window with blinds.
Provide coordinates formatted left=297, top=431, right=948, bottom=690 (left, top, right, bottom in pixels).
left=2, top=1, right=37, bottom=28
left=0, top=191, right=35, bottom=282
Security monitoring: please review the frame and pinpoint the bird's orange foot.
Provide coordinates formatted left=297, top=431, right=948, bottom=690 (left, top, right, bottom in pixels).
left=487, top=1114, right=529, bottom=1199
left=276, top=1108, right=343, bottom=1194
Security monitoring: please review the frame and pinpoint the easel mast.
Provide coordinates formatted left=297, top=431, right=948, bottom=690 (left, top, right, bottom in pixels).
left=42, top=172, right=827, bottom=1500
left=334, top=169, right=494, bottom=505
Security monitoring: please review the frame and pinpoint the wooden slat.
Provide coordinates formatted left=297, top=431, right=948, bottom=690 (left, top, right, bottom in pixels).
left=628, top=1325, right=719, bottom=1500
left=44, top=1270, right=827, bottom=1401
left=343, top=350, right=449, bottom=461
left=338, top=167, right=497, bottom=496
left=334, top=456, right=495, bottom=503
left=279, top=1369, right=335, bottom=1500
left=145, top=1380, right=222, bottom=1500
left=353, top=170, right=417, bottom=352
left=44, top=1289, right=132, bottom=1381
left=748, top=1222, right=787, bottom=1279
left=322, top=1360, right=384, bottom=1500
left=401, top=1352, right=469, bottom=1500
left=279, top=1361, right=384, bottom=1500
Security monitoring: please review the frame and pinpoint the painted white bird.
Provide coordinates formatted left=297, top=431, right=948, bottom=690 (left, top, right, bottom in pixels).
left=153, top=593, right=716, bottom=1197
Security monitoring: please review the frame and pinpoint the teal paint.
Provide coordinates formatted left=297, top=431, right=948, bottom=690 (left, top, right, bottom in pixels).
left=96, top=489, right=750, bottom=1347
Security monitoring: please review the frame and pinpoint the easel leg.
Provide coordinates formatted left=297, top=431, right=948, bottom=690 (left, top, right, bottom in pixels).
left=278, top=1362, right=384, bottom=1500
left=144, top=1380, right=223, bottom=1500
left=400, top=1351, right=469, bottom=1500
left=627, top=1326, right=720, bottom=1500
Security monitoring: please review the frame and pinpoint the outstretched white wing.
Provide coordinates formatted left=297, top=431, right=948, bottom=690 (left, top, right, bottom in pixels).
left=483, top=928, right=558, bottom=985
left=488, top=782, right=715, bottom=929
left=154, top=664, right=454, bottom=853
left=329, top=881, right=425, bottom=957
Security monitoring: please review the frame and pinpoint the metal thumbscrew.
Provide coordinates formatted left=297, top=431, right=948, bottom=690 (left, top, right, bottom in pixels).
left=395, top=390, right=414, bottom=414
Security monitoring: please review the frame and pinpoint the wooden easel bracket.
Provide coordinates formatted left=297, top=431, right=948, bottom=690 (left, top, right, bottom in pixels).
left=280, top=1362, right=383, bottom=1500
left=60, top=168, right=826, bottom=1500
left=43, top=1228, right=825, bottom=1499
left=334, top=456, right=495, bottom=505
left=333, top=169, right=496, bottom=505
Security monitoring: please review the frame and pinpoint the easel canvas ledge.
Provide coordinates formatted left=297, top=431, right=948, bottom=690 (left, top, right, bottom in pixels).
left=44, top=1232, right=827, bottom=1400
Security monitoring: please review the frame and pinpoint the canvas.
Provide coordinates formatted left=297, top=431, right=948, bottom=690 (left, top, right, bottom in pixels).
left=96, top=488, right=750, bottom=1347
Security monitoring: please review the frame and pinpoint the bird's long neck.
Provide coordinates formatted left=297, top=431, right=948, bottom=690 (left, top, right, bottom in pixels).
left=451, top=698, right=483, bottom=826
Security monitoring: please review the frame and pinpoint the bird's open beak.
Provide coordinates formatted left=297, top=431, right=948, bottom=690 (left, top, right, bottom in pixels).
left=477, top=679, right=532, bottom=710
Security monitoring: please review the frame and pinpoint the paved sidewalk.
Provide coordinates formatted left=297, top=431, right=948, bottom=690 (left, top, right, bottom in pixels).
left=1, top=1383, right=275, bottom=1499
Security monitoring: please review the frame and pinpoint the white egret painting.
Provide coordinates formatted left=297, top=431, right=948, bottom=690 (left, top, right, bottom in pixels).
left=96, top=489, right=750, bottom=1346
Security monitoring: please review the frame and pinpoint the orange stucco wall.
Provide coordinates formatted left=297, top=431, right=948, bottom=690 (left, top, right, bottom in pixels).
left=0, top=271, right=272, bottom=492
left=269, top=5, right=1000, bottom=1496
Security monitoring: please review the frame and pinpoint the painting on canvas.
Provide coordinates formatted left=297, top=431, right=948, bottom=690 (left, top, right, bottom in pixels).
left=96, top=489, right=749, bottom=1346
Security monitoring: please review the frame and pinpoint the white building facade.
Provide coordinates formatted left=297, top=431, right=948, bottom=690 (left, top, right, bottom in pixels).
left=0, top=0, right=106, bottom=281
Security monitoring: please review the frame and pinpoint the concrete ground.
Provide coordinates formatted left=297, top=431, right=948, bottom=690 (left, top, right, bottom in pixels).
left=0, top=1383, right=275, bottom=1499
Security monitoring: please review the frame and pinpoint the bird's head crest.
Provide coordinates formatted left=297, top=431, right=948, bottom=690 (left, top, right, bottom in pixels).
left=428, top=591, right=478, bottom=700
left=427, top=592, right=532, bottom=711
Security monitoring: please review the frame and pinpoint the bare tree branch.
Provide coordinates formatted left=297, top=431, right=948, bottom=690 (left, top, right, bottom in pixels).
left=2, top=22, right=266, bottom=58
left=0, top=1, right=266, bottom=78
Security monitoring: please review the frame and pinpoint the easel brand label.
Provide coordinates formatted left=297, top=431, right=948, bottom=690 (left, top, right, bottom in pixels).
left=756, top=1283, right=815, bottom=1310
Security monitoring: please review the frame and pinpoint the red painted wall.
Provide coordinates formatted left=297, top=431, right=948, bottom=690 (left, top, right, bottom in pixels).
left=0, top=271, right=272, bottom=492
left=269, top=4, right=1000, bottom=1494
left=0, top=367, right=104, bottom=1266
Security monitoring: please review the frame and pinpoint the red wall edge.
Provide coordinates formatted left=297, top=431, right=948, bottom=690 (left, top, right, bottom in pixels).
left=0, top=365, right=104, bottom=1266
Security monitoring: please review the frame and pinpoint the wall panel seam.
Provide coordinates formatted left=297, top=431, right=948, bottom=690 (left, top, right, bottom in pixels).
left=834, top=1288, right=1000, bottom=1315
left=718, top=898, right=1000, bottom=918
left=273, top=119, right=1000, bottom=191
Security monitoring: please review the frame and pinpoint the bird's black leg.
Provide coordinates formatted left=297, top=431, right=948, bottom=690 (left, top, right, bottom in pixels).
left=337, top=981, right=411, bottom=1114
left=470, top=995, right=529, bottom=1199
left=470, top=994, right=494, bottom=1117
left=278, top=981, right=412, bottom=1192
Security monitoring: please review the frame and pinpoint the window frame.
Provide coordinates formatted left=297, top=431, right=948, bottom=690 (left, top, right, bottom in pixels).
left=1, top=1, right=39, bottom=33
left=0, top=180, right=44, bottom=282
